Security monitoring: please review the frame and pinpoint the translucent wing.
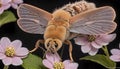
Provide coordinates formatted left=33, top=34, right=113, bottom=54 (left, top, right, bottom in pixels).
left=17, top=4, right=52, bottom=34
left=70, top=6, right=117, bottom=35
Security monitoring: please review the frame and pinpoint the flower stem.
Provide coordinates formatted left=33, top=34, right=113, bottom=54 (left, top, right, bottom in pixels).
left=102, top=46, right=109, bottom=57
left=3, top=65, right=9, bottom=69
left=102, top=46, right=116, bottom=69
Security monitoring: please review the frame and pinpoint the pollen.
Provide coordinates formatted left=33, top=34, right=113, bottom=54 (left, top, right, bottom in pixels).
left=54, top=62, right=64, bottom=69
left=5, top=47, right=15, bottom=57
left=87, top=35, right=96, bottom=42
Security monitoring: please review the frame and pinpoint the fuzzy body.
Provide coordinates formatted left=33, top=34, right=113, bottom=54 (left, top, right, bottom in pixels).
left=44, top=10, right=71, bottom=42
left=61, top=1, right=96, bottom=16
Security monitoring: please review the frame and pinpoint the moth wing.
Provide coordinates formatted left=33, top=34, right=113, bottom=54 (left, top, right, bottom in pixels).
left=70, top=6, right=117, bottom=35
left=17, top=4, right=52, bottom=34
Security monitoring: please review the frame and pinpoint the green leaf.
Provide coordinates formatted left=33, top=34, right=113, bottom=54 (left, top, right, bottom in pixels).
left=22, top=54, right=46, bottom=69
left=80, top=54, right=116, bottom=69
left=0, top=11, right=16, bottom=26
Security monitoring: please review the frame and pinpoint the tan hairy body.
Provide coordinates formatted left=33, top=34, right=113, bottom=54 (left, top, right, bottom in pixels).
left=44, top=10, right=71, bottom=53
left=44, top=10, right=71, bottom=41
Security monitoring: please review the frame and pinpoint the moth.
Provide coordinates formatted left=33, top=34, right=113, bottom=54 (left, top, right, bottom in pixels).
left=17, top=1, right=117, bottom=61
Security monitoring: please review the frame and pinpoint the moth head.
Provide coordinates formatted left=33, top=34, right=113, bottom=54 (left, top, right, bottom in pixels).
left=45, top=38, right=62, bottom=53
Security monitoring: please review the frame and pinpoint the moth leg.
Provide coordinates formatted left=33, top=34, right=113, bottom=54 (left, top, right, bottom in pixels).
left=64, top=40, right=73, bottom=61
left=29, top=40, right=45, bottom=53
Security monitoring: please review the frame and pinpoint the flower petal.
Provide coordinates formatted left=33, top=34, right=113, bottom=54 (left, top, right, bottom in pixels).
left=2, top=4, right=11, bottom=10
left=0, top=8, right=4, bottom=14
left=110, top=55, right=120, bottom=62
left=65, top=62, right=78, bottom=69
left=46, top=53, right=54, bottom=64
left=0, top=45, right=4, bottom=53
left=46, top=52, right=60, bottom=64
left=15, top=47, right=29, bottom=57
left=43, top=59, right=53, bottom=69
left=89, top=47, right=98, bottom=56
left=1, top=0, right=11, bottom=4
left=12, top=57, right=23, bottom=66
left=97, top=34, right=116, bottom=45
left=110, top=49, right=120, bottom=55
left=63, top=60, right=71, bottom=65
left=19, top=55, right=28, bottom=58
left=69, top=63, right=78, bottom=69
left=2, top=57, right=12, bottom=65
left=10, top=40, right=22, bottom=50
left=74, top=36, right=88, bottom=45
left=0, top=53, right=6, bottom=59
left=95, top=38, right=108, bottom=46
left=91, top=41, right=102, bottom=49
left=106, top=34, right=116, bottom=42
left=81, top=43, right=91, bottom=53
left=11, top=3, right=18, bottom=9
left=53, top=53, right=61, bottom=62
left=13, top=0, right=23, bottom=4
left=0, top=37, right=11, bottom=50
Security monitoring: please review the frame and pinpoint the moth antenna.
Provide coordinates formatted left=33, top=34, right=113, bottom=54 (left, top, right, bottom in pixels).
left=43, top=49, right=49, bottom=59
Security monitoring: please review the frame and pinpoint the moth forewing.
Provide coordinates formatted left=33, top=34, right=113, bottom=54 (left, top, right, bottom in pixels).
left=17, top=4, right=53, bottom=34
left=70, top=6, right=116, bottom=23
left=17, top=18, right=45, bottom=34
left=17, top=4, right=53, bottom=21
left=69, top=6, right=117, bottom=35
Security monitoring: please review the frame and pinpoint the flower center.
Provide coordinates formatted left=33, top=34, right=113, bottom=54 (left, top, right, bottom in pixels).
left=87, top=35, right=96, bottom=42
left=5, top=47, right=15, bottom=57
left=54, top=62, right=64, bottom=69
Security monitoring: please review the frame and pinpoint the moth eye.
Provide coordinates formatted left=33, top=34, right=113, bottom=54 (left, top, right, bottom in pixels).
left=47, top=40, right=51, bottom=47
left=55, top=44, right=58, bottom=48
left=54, top=41, right=58, bottom=48
left=47, top=42, right=50, bottom=47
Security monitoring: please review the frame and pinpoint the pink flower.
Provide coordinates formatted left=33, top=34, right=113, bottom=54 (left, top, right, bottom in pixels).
left=0, top=0, right=11, bottom=14
left=10, top=0, right=23, bottom=9
left=0, top=37, right=29, bottom=66
left=43, top=53, right=78, bottom=69
left=110, top=44, right=120, bottom=62
left=74, top=34, right=116, bottom=55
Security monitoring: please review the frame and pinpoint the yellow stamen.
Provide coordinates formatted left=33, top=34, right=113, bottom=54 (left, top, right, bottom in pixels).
left=87, top=35, right=96, bottom=42
left=54, top=62, right=64, bottom=69
left=5, top=47, right=15, bottom=57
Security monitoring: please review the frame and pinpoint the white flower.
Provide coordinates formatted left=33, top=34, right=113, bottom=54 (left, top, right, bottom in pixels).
left=0, top=37, right=29, bottom=66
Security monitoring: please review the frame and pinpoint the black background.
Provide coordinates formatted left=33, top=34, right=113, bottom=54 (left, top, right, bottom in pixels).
left=0, top=0, right=120, bottom=69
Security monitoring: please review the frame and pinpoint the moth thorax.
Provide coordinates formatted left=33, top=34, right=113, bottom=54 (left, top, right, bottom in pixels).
left=52, top=10, right=71, bottom=22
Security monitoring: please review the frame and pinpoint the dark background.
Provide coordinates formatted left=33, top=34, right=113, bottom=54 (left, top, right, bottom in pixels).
left=0, top=0, right=120, bottom=69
